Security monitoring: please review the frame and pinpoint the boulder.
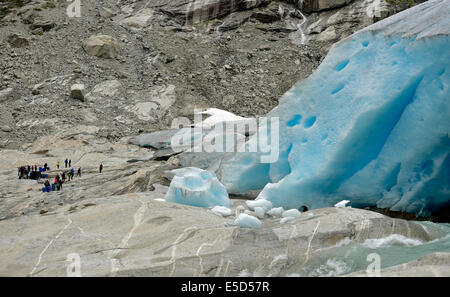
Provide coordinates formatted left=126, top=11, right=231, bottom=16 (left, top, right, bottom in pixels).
left=87, top=80, right=122, bottom=98
left=0, top=88, right=15, bottom=103
left=82, top=35, right=121, bottom=59
left=70, top=84, right=85, bottom=101
left=99, top=7, right=117, bottom=18
left=31, top=16, right=56, bottom=31
left=7, top=33, right=30, bottom=48
left=119, top=9, right=154, bottom=31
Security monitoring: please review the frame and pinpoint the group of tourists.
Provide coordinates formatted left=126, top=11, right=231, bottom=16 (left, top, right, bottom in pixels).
left=18, top=163, right=50, bottom=180
left=56, top=158, right=72, bottom=169
left=17, top=158, right=104, bottom=193
left=17, top=158, right=83, bottom=193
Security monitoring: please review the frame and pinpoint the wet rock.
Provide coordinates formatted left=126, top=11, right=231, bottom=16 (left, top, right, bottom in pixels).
left=347, top=252, right=450, bottom=277
left=0, top=199, right=446, bottom=277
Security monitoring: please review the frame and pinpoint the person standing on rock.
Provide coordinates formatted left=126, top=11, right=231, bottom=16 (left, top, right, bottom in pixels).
left=56, top=161, right=60, bottom=169
left=69, top=159, right=71, bottom=167
left=58, top=178, right=63, bottom=191
left=77, top=167, right=81, bottom=177
left=99, top=163, right=103, bottom=174
left=65, top=158, right=68, bottom=168
left=44, top=163, right=48, bottom=171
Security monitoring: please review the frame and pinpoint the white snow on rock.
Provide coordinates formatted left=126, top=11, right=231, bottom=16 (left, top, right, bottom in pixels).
left=334, top=200, right=351, bottom=208
left=194, top=108, right=253, bottom=129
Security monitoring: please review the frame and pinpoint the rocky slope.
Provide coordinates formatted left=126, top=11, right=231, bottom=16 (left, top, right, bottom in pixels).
left=0, top=0, right=423, bottom=149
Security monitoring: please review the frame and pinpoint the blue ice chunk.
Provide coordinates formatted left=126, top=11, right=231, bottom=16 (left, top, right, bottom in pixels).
left=165, top=167, right=230, bottom=208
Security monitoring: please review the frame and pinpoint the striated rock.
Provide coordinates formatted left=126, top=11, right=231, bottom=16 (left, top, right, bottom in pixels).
left=0, top=198, right=447, bottom=277
left=82, top=35, right=121, bottom=59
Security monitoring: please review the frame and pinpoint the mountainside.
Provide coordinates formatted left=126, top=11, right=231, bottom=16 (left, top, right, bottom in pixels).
left=0, top=0, right=423, bottom=149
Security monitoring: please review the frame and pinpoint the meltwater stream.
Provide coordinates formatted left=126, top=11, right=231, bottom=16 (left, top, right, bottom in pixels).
left=296, top=222, right=450, bottom=276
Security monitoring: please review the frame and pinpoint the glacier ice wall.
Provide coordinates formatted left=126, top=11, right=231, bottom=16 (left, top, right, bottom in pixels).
left=217, top=0, right=450, bottom=216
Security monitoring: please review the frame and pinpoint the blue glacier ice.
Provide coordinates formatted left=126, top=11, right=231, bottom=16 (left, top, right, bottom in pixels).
left=165, top=167, right=231, bottom=208
left=216, top=0, right=450, bottom=217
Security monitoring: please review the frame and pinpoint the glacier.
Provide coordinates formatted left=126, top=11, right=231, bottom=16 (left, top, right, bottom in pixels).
left=165, top=167, right=230, bottom=208
left=216, top=0, right=450, bottom=217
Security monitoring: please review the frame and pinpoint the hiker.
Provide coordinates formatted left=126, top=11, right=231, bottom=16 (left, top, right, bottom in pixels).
left=58, top=178, right=63, bottom=191
left=44, top=180, right=50, bottom=187
left=65, top=158, right=68, bottom=168
left=44, top=163, right=48, bottom=171
left=27, top=165, right=31, bottom=173
left=99, top=163, right=103, bottom=173
left=77, top=167, right=81, bottom=177
left=62, top=172, right=66, bottom=182
left=69, top=159, right=71, bottom=167
left=56, top=161, right=60, bottom=169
